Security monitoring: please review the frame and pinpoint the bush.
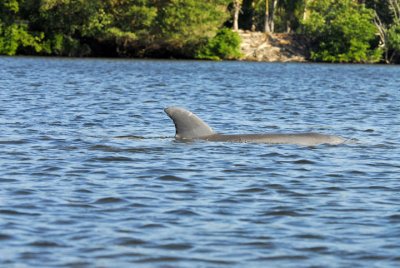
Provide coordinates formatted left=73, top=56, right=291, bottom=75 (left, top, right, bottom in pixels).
left=388, top=22, right=400, bottom=61
left=196, top=28, right=242, bottom=60
left=0, top=22, right=43, bottom=55
left=302, top=0, right=380, bottom=63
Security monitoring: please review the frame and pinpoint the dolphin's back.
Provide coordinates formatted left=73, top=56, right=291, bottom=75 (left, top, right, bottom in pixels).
left=205, top=133, right=345, bottom=146
left=164, top=107, right=345, bottom=146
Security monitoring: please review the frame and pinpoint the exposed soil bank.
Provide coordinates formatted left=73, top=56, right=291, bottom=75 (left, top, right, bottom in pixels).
left=238, top=30, right=309, bottom=62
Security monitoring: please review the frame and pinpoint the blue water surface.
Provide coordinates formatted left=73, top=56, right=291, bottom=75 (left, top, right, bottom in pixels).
left=0, top=57, right=399, bottom=267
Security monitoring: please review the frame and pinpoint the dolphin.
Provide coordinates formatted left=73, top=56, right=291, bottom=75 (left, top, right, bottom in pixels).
left=164, top=107, right=346, bottom=146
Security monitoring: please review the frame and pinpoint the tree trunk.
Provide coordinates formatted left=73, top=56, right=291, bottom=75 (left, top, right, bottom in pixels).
left=233, top=0, right=241, bottom=31
left=373, top=11, right=390, bottom=63
left=270, top=0, right=278, bottom=33
left=388, top=0, right=400, bottom=21
left=264, top=0, right=270, bottom=32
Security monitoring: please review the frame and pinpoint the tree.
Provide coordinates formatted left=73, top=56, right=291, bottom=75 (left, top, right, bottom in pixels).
left=264, top=0, right=271, bottom=32
left=233, top=0, right=243, bottom=31
left=302, top=0, right=380, bottom=63
left=32, top=0, right=106, bottom=56
left=371, top=0, right=400, bottom=63
left=157, top=0, right=230, bottom=57
left=279, top=0, right=307, bottom=33
left=196, top=28, right=242, bottom=60
left=100, top=0, right=156, bottom=56
left=0, top=0, right=43, bottom=55
left=240, top=0, right=305, bottom=33
left=264, top=0, right=278, bottom=32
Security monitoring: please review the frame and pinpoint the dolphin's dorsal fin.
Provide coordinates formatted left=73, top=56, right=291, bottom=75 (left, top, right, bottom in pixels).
left=164, top=107, right=215, bottom=139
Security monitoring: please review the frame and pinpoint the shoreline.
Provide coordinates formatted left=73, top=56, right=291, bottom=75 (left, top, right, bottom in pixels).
left=2, top=31, right=397, bottom=65
left=2, top=31, right=309, bottom=63
left=2, top=54, right=395, bottom=65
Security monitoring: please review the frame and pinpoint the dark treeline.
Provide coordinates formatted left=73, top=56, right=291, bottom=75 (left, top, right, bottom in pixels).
left=1, top=0, right=399, bottom=63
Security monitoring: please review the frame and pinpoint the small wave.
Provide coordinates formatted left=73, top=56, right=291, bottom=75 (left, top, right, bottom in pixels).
left=297, top=246, right=329, bottom=253
left=266, top=183, right=286, bottom=190
left=253, top=255, right=308, bottom=261
left=364, top=129, right=375, bottom=132
left=0, top=233, right=13, bottom=240
left=157, top=243, right=193, bottom=250
left=12, top=189, right=36, bottom=195
left=138, top=255, right=237, bottom=265
left=324, top=186, right=346, bottom=191
left=292, top=159, right=316, bottom=164
left=114, top=135, right=145, bottom=140
left=29, top=240, right=65, bottom=248
left=346, top=170, right=368, bottom=175
left=325, top=173, right=345, bottom=178
left=94, top=197, right=127, bottom=204
left=387, top=214, right=400, bottom=223
left=215, top=197, right=240, bottom=204
left=63, top=203, right=95, bottom=209
left=52, top=219, right=76, bottom=225
left=157, top=175, right=187, bottom=182
left=293, top=234, right=325, bottom=240
left=237, top=187, right=266, bottom=193
left=0, top=209, right=40, bottom=216
left=61, top=261, right=92, bottom=267
left=240, top=241, right=275, bottom=249
left=140, top=223, right=165, bottom=229
left=367, top=185, right=392, bottom=190
left=165, top=209, right=200, bottom=216
left=115, top=237, right=147, bottom=246
left=136, top=256, right=181, bottom=263
left=74, top=188, right=93, bottom=194
left=125, top=147, right=166, bottom=153
left=0, top=139, right=30, bottom=145
left=262, top=210, right=306, bottom=217
left=129, top=202, right=151, bottom=208
left=356, top=254, right=391, bottom=261
left=89, top=145, right=123, bottom=152
left=90, top=156, right=133, bottom=162
left=0, top=178, right=18, bottom=182
left=260, top=152, right=284, bottom=157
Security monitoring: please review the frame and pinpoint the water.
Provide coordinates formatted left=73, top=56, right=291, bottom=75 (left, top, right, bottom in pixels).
left=0, top=57, right=399, bottom=267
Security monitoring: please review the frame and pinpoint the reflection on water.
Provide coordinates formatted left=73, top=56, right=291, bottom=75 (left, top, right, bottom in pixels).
left=0, top=57, right=399, bottom=267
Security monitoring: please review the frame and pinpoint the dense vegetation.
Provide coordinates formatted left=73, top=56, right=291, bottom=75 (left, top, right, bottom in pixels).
left=1, top=0, right=400, bottom=63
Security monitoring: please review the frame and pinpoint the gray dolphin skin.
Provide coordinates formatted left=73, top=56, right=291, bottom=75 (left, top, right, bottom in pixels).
left=164, top=107, right=346, bottom=146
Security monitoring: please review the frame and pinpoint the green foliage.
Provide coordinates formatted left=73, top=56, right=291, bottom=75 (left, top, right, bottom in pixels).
left=38, top=0, right=104, bottom=37
left=274, top=0, right=307, bottom=32
left=387, top=22, right=400, bottom=61
left=302, top=0, right=380, bottom=63
left=0, top=23, right=44, bottom=55
left=1, top=0, right=397, bottom=63
left=364, top=0, right=393, bottom=25
left=98, top=0, right=156, bottom=55
left=196, top=28, right=242, bottom=60
left=47, top=34, right=64, bottom=54
left=238, top=0, right=307, bottom=32
left=364, top=0, right=400, bottom=63
left=388, top=22, right=400, bottom=51
left=1, top=0, right=232, bottom=57
left=2, top=0, right=19, bottom=13
left=0, top=0, right=44, bottom=55
left=158, top=0, right=230, bottom=56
